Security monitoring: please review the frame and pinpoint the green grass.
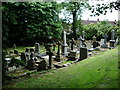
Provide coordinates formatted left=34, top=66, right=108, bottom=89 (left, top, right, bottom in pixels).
left=4, top=47, right=119, bottom=88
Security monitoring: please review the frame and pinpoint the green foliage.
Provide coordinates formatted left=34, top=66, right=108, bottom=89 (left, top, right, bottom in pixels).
left=83, top=21, right=120, bottom=40
left=2, top=2, right=62, bottom=47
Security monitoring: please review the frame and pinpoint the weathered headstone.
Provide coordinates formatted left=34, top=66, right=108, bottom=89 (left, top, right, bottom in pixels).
left=100, top=39, right=104, bottom=45
left=82, top=31, right=85, bottom=40
left=68, top=50, right=77, bottom=61
left=37, top=59, right=48, bottom=71
left=26, top=54, right=30, bottom=61
left=93, top=42, right=100, bottom=48
left=78, top=36, right=83, bottom=49
left=79, top=47, right=87, bottom=60
left=87, top=42, right=91, bottom=50
left=34, top=42, right=40, bottom=53
left=101, top=34, right=108, bottom=48
left=21, top=52, right=27, bottom=63
left=110, top=30, right=116, bottom=48
left=93, top=35, right=96, bottom=42
left=70, top=38, right=76, bottom=50
left=13, top=44, right=16, bottom=49
left=30, top=48, right=34, bottom=52
left=55, top=41, right=62, bottom=62
left=62, top=30, right=68, bottom=55
left=30, top=52, right=34, bottom=59
left=14, top=49, right=19, bottom=54
left=27, top=58, right=36, bottom=70
left=48, top=43, right=53, bottom=69
left=25, top=48, right=30, bottom=52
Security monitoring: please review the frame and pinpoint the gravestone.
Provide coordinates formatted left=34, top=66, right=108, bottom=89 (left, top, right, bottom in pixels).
left=34, top=42, right=40, bottom=53
left=87, top=42, right=91, bottom=49
left=79, top=47, right=87, bottom=60
left=110, top=30, right=115, bottom=48
left=78, top=36, right=83, bottom=49
left=14, top=49, right=19, bottom=54
left=47, top=43, right=53, bottom=69
left=25, top=48, right=30, bottom=52
left=13, top=44, right=16, bottom=49
left=93, top=42, right=100, bottom=48
left=27, top=58, right=36, bottom=70
left=93, top=35, right=96, bottom=42
left=101, top=34, right=108, bottom=48
left=55, top=41, right=62, bottom=62
left=26, top=54, right=30, bottom=61
left=70, top=38, right=76, bottom=50
left=37, top=59, right=48, bottom=71
left=92, top=35, right=100, bottom=48
left=30, top=52, right=34, bottom=59
left=68, top=50, right=77, bottom=61
left=21, top=52, right=27, bottom=63
left=30, top=48, right=34, bottom=52
left=100, top=39, right=104, bottom=45
left=62, top=30, right=68, bottom=55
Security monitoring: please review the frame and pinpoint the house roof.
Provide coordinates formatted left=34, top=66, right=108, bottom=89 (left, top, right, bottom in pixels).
left=82, top=20, right=117, bottom=25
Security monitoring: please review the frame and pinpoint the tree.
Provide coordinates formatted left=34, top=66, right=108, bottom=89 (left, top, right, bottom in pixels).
left=89, top=1, right=120, bottom=16
left=61, top=1, right=90, bottom=40
left=2, top=2, right=62, bottom=47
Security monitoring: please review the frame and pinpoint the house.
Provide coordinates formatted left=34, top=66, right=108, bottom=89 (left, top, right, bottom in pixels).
left=82, top=19, right=117, bottom=25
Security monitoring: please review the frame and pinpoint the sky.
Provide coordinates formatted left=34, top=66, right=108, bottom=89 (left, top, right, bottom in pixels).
left=59, top=0, right=119, bottom=22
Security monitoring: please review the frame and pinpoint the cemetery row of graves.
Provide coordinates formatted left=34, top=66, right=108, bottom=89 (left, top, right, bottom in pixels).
left=4, top=30, right=119, bottom=79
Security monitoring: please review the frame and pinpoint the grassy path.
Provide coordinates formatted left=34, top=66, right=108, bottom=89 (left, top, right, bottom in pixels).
left=5, top=47, right=119, bottom=88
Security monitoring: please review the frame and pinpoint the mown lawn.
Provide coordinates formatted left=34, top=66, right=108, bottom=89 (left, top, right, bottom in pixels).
left=4, top=46, right=119, bottom=88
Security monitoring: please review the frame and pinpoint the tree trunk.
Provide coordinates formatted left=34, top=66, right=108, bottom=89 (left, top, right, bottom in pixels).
left=72, top=10, right=77, bottom=40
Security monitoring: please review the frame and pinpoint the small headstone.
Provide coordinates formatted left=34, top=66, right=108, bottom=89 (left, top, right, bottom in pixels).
left=101, top=34, right=108, bottom=48
left=13, top=44, right=16, bottom=49
left=34, top=42, right=40, bottom=53
left=93, top=35, right=96, bottom=42
left=30, top=48, right=34, bottom=52
left=79, top=47, right=87, bottom=60
left=55, top=41, right=62, bottom=62
left=37, top=59, right=48, bottom=71
left=26, top=54, right=30, bottom=61
left=100, top=39, right=104, bottom=45
left=21, top=52, right=27, bottom=63
left=70, top=38, right=76, bottom=50
left=25, top=48, right=30, bottom=52
left=78, top=36, right=83, bottom=49
left=14, top=49, right=19, bottom=54
left=68, top=50, right=77, bottom=61
left=30, top=52, right=34, bottom=59
left=93, top=41, right=100, bottom=48
left=27, top=58, right=36, bottom=70
left=48, top=44, right=53, bottom=69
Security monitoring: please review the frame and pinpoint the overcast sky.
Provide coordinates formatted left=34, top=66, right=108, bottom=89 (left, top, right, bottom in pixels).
left=59, top=0, right=118, bottom=21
